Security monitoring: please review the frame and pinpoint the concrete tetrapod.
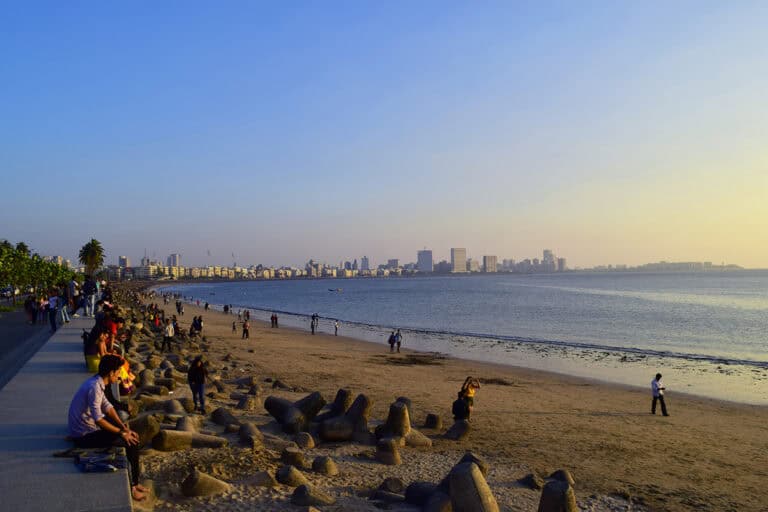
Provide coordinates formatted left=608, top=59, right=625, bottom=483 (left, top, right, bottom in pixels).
left=311, top=456, right=339, bottom=476
left=537, top=480, right=578, bottom=512
left=152, top=430, right=229, bottom=451
left=129, top=413, right=161, bottom=446
left=291, top=484, right=336, bottom=506
left=281, top=446, right=309, bottom=468
left=444, top=419, right=471, bottom=441
left=424, top=413, right=443, bottom=430
left=314, top=388, right=352, bottom=423
left=375, top=438, right=402, bottom=465
left=211, top=407, right=240, bottom=426
left=294, top=431, right=315, bottom=449
left=264, top=391, right=327, bottom=434
left=318, top=393, right=372, bottom=442
left=275, top=465, right=310, bottom=487
left=238, top=422, right=264, bottom=449
left=376, top=401, right=432, bottom=448
left=181, top=469, right=231, bottom=497
left=175, top=416, right=198, bottom=432
left=448, top=462, right=499, bottom=512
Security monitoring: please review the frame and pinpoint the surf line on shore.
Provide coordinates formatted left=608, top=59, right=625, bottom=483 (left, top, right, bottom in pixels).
left=157, top=287, right=768, bottom=372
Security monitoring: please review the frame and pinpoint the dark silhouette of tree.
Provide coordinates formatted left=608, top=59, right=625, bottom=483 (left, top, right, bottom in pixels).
left=79, top=239, right=105, bottom=277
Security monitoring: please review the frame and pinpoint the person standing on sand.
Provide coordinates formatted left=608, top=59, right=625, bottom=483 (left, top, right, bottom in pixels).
left=242, top=319, right=250, bottom=339
left=387, top=331, right=396, bottom=352
left=334, top=320, right=339, bottom=336
left=395, top=329, right=403, bottom=353
left=232, top=321, right=237, bottom=334
left=274, top=313, right=278, bottom=328
left=310, top=318, right=315, bottom=335
left=651, top=373, right=669, bottom=416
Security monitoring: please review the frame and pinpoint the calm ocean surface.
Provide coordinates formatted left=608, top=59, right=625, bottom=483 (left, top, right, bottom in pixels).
left=159, top=272, right=768, bottom=404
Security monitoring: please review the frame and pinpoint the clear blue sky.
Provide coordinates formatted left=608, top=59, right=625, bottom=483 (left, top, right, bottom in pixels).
left=2, top=1, right=767, bottom=268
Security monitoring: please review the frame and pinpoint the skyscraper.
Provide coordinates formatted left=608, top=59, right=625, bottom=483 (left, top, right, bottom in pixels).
left=167, top=253, right=182, bottom=267
left=387, top=259, right=399, bottom=269
left=417, top=250, right=433, bottom=273
left=361, top=256, right=370, bottom=271
left=451, top=248, right=467, bottom=273
left=483, top=255, right=497, bottom=272
left=118, top=256, right=131, bottom=268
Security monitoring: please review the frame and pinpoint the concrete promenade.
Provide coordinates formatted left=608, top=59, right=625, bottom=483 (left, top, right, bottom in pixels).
left=0, top=318, right=133, bottom=511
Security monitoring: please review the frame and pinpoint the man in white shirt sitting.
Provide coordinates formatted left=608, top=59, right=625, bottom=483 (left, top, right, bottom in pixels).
left=651, top=373, right=669, bottom=417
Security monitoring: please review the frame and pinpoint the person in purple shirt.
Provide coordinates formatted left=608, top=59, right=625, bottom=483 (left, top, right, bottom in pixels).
left=68, top=354, right=149, bottom=501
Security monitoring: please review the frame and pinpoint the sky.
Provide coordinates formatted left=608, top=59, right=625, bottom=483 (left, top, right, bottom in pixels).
left=2, top=1, right=767, bottom=268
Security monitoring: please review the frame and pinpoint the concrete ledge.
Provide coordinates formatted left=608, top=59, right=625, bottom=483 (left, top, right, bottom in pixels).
left=0, top=319, right=133, bottom=511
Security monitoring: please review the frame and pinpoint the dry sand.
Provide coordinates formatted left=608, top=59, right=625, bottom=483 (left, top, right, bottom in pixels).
left=140, top=299, right=768, bottom=511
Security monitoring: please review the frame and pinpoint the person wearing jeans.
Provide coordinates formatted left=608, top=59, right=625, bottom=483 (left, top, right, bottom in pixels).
left=58, top=289, right=71, bottom=325
left=187, top=356, right=208, bottom=414
left=68, top=355, right=149, bottom=501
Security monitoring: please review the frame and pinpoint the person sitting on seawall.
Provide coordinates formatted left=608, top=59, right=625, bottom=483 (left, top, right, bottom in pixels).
left=84, top=327, right=110, bottom=373
left=68, top=355, right=149, bottom=501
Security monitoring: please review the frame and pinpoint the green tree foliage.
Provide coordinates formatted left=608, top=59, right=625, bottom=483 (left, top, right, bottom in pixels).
left=78, top=239, right=105, bottom=277
left=0, top=239, right=76, bottom=304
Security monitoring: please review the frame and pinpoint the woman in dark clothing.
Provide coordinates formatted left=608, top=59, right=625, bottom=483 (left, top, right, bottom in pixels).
left=187, top=356, right=208, bottom=414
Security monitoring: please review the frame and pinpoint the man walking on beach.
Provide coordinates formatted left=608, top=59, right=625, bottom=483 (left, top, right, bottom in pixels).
left=395, top=329, right=402, bottom=353
left=242, top=319, right=250, bottom=339
left=334, top=320, right=339, bottom=336
left=651, top=373, right=669, bottom=416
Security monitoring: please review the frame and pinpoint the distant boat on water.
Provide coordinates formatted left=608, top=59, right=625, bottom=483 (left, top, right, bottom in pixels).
left=328, top=288, right=342, bottom=292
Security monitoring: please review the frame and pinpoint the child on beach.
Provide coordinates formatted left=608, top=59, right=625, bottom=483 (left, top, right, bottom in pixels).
left=232, top=321, right=237, bottom=333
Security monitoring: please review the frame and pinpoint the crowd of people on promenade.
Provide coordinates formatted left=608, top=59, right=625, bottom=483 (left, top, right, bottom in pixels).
left=22, top=276, right=110, bottom=332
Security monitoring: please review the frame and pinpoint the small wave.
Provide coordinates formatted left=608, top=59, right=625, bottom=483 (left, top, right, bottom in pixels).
left=232, top=302, right=768, bottom=370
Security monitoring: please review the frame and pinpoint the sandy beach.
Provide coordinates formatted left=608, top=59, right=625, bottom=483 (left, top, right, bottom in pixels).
left=137, top=296, right=768, bottom=511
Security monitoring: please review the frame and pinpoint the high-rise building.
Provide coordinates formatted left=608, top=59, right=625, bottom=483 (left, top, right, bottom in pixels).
left=542, top=249, right=556, bottom=272
left=167, top=253, right=182, bottom=267
left=557, top=257, right=567, bottom=272
left=467, top=258, right=480, bottom=272
left=451, top=248, right=467, bottom=273
left=361, top=256, right=370, bottom=272
left=387, top=259, right=399, bottom=269
left=417, top=250, right=433, bottom=273
left=118, top=256, right=131, bottom=268
left=483, top=255, right=497, bottom=272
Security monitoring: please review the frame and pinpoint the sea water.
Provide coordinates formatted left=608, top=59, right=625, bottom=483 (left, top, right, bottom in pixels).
left=158, top=271, right=768, bottom=405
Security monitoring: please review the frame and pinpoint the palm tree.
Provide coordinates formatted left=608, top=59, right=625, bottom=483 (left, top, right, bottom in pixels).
left=79, top=239, right=105, bottom=276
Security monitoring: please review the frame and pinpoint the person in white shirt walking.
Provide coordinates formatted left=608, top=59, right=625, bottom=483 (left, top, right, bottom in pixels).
left=651, top=373, right=669, bottom=416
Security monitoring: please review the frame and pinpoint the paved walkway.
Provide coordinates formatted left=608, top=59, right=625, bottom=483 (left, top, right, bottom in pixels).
left=0, top=318, right=133, bottom=511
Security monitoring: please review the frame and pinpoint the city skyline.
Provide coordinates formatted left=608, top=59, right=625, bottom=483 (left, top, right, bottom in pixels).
left=3, top=3, right=768, bottom=268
